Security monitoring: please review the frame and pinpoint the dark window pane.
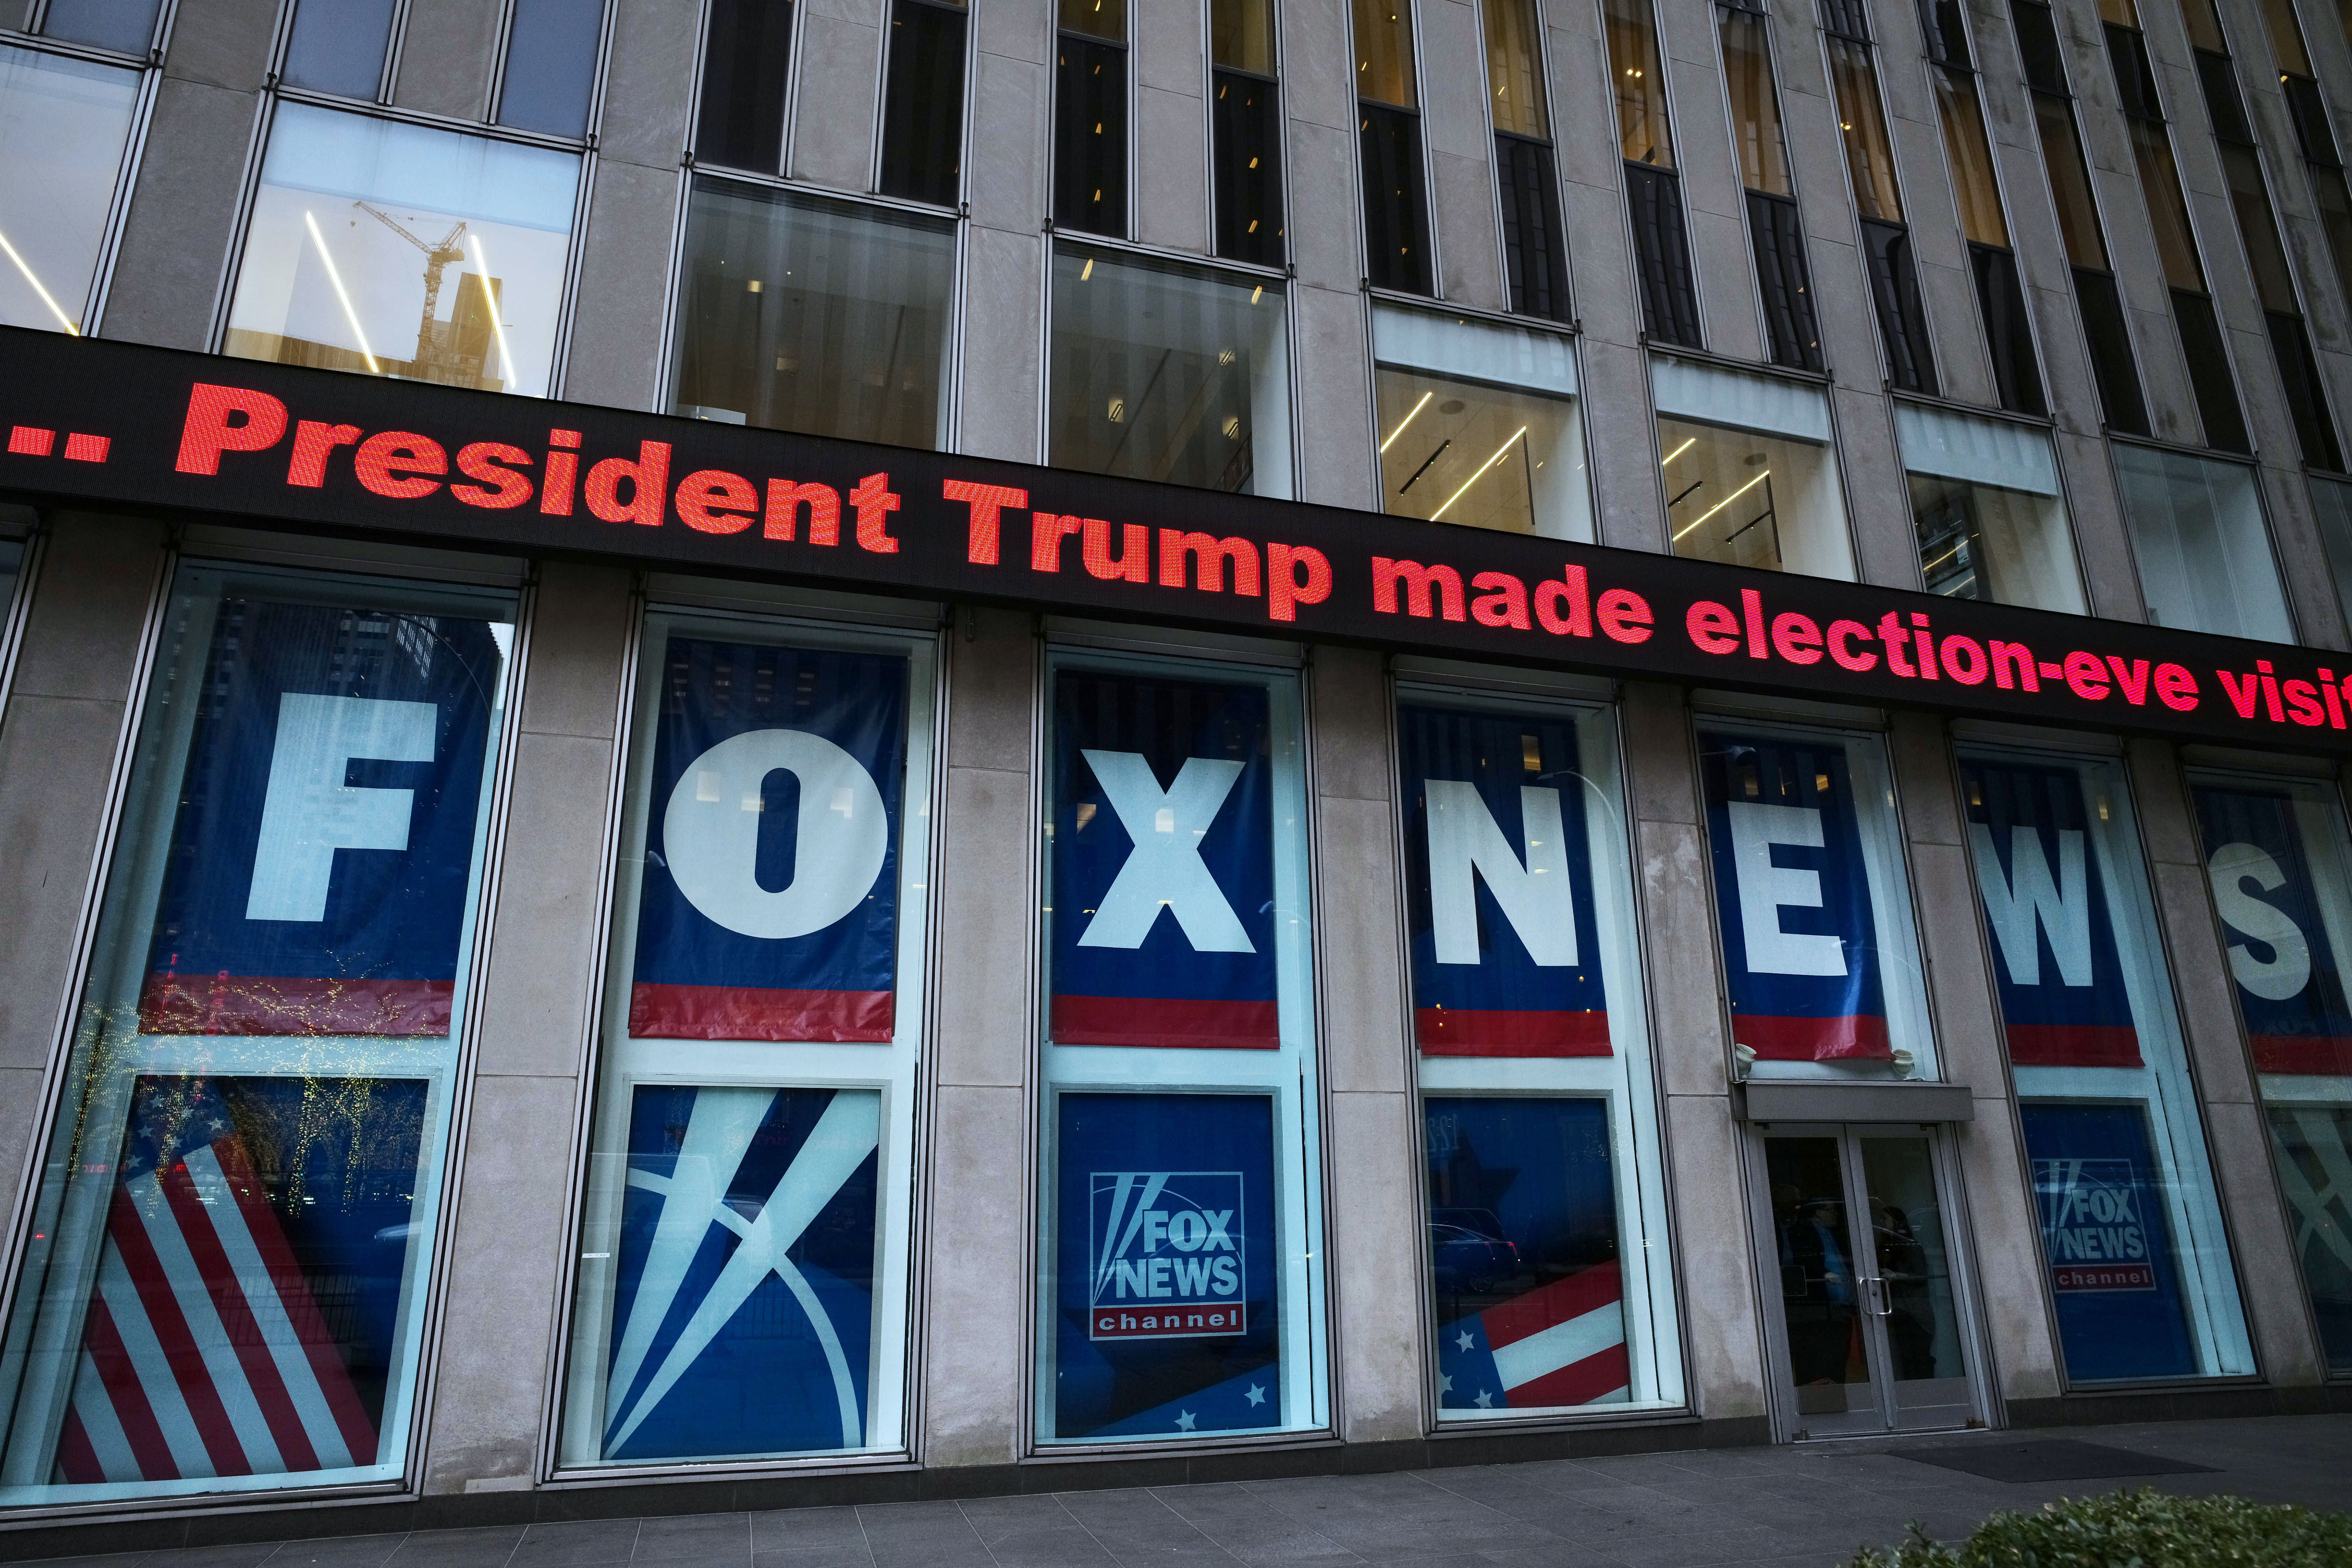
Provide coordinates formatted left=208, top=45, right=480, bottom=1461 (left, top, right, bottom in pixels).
left=697, top=0, right=794, bottom=171
left=2012, top=0, right=2067, bottom=94
left=880, top=0, right=968, bottom=205
left=2286, top=74, right=2341, bottom=166
left=1497, top=134, right=1568, bottom=321
left=499, top=0, right=604, bottom=138
left=1361, top=102, right=1432, bottom=293
left=2194, top=49, right=2252, bottom=144
left=283, top=0, right=398, bottom=98
left=2174, top=288, right=2250, bottom=452
left=1055, top=36, right=1127, bottom=236
left=2220, top=141, right=2299, bottom=313
left=2129, top=118, right=2206, bottom=291
left=1819, top=0, right=1873, bottom=43
left=1862, top=217, right=1935, bottom=393
left=1971, top=243, right=2046, bottom=416
left=2311, top=164, right=2352, bottom=321
left=2073, top=266, right=2149, bottom=434
left=1624, top=163, right=1700, bottom=345
left=40, top=0, right=160, bottom=52
left=2033, top=92, right=2108, bottom=269
left=1059, top=0, right=1125, bottom=42
left=1749, top=189, right=1822, bottom=371
left=1212, top=67, right=1283, bottom=265
left=2105, top=22, right=2162, bottom=120
left=2267, top=309, right=2343, bottom=469
left=1916, top=0, right=1972, bottom=66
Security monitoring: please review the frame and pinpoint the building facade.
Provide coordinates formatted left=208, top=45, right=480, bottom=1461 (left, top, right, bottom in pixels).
left=2, top=0, right=2352, bottom=1546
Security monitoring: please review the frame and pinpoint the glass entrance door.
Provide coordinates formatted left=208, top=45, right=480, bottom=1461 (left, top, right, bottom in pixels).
left=1763, top=1128, right=1976, bottom=1437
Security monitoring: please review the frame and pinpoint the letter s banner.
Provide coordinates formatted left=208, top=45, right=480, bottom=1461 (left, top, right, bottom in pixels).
left=1399, top=705, right=1609, bottom=1056
left=2193, top=785, right=2352, bottom=1076
left=1054, top=1092, right=1278, bottom=1439
left=1960, top=759, right=2143, bottom=1068
left=2020, top=1102, right=2198, bottom=1381
left=1049, top=670, right=1279, bottom=1047
left=630, top=639, right=907, bottom=1042
left=1697, top=732, right=1892, bottom=1060
left=139, top=597, right=503, bottom=1036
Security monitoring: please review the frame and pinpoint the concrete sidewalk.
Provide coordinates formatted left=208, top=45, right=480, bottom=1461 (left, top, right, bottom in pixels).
left=24, top=1415, right=2352, bottom=1568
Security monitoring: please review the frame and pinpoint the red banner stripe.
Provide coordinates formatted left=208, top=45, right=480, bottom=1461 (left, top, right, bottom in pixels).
left=82, top=1298, right=175, bottom=1481
left=107, top=1184, right=250, bottom=1477
left=1416, top=1009, right=1613, bottom=1056
left=1734, top=1013, right=1893, bottom=1061
left=54, top=1408, right=102, bottom=1486
left=1510, top=1340, right=1632, bottom=1408
left=2005, top=1023, right=2144, bottom=1068
left=138, top=975, right=453, bottom=1038
left=2251, top=1035, right=2352, bottom=1076
left=1482, top=1260, right=1623, bottom=1352
left=1050, top=996, right=1281, bottom=1049
left=628, top=984, right=895, bottom=1042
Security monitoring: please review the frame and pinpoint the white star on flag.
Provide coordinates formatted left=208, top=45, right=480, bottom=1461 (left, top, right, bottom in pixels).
left=1473, top=1389, right=1494, bottom=1408
left=1456, top=1330, right=1475, bottom=1352
left=1244, top=1384, right=1265, bottom=1407
left=1175, top=1409, right=1197, bottom=1431
left=1439, top=1373, right=1453, bottom=1392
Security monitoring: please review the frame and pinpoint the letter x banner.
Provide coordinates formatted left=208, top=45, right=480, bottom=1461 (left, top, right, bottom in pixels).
left=1049, top=670, right=1279, bottom=1049
left=1697, top=730, right=1892, bottom=1061
left=2194, top=784, right=2352, bottom=1076
left=139, top=595, right=503, bottom=1037
left=628, top=638, right=908, bottom=1042
left=1399, top=704, right=1610, bottom=1055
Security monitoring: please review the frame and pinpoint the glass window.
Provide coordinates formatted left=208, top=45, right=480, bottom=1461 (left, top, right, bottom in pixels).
left=223, top=104, right=581, bottom=397
left=2310, top=475, right=2352, bottom=627
left=1698, top=721, right=1937, bottom=1082
left=697, top=0, right=795, bottom=172
left=2111, top=445, right=2292, bottom=641
left=1037, top=652, right=1325, bottom=1443
left=1483, top=0, right=1546, bottom=140
left=2189, top=770, right=2352, bottom=1372
left=1897, top=403, right=2082, bottom=613
left=0, top=561, right=516, bottom=1504
left=1049, top=246, right=1292, bottom=499
left=1655, top=357, right=1853, bottom=579
left=1717, top=7, right=1818, bottom=370
left=1719, top=8, right=1791, bottom=198
left=0, top=44, right=139, bottom=336
left=879, top=0, right=968, bottom=207
left=282, top=0, right=399, bottom=100
left=1055, top=0, right=1127, bottom=237
left=1606, top=0, right=1698, bottom=346
left=38, top=0, right=160, bottom=53
left=498, top=0, right=605, bottom=139
left=1372, top=305, right=1589, bottom=539
left=1958, top=747, right=2255, bottom=1382
left=1400, top=689, right=1683, bottom=1418
left=559, top=610, right=935, bottom=1466
left=1212, top=0, right=1275, bottom=75
left=1353, top=0, right=1416, bottom=108
left=670, top=183, right=956, bottom=448
left=1605, top=0, right=1672, bottom=168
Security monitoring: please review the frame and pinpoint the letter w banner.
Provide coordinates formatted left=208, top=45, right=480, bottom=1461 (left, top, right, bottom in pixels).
left=1399, top=705, right=1609, bottom=1057
left=2194, top=785, right=2352, bottom=1076
left=601, top=1085, right=879, bottom=1462
left=629, top=638, right=907, bottom=1042
left=138, top=597, right=503, bottom=1036
left=1960, top=757, right=2143, bottom=1068
left=1698, top=731, right=1892, bottom=1060
left=1049, top=670, right=1278, bottom=1048
left=49, top=1075, right=426, bottom=1483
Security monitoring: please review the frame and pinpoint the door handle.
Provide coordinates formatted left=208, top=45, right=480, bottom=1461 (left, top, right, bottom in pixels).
left=1863, top=1276, right=1893, bottom=1317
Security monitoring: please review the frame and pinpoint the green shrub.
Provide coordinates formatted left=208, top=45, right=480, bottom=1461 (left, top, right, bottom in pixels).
left=1844, top=1486, right=2352, bottom=1567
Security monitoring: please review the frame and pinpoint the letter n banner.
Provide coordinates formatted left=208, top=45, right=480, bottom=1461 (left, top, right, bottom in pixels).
left=629, top=639, right=907, bottom=1042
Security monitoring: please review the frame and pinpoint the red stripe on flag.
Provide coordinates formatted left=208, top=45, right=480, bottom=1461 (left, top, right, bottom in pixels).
left=1509, top=1340, right=1631, bottom=1408
left=157, top=1154, right=318, bottom=1473
left=138, top=975, right=452, bottom=1038
left=628, top=983, right=894, bottom=1042
left=82, top=1297, right=175, bottom=1481
left=2251, top=1034, right=2352, bottom=1076
left=209, top=1138, right=379, bottom=1467
left=1482, top=1261, right=1623, bottom=1352
left=54, top=1407, right=102, bottom=1486
left=1416, top=1009, right=1612, bottom=1057
left=1735, top=1013, right=1893, bottom=1061
left=107, top=1185, right=250, bottom=1476
left=1051, top=996, right=1281, bottom=1048
left=2005, top=1023, right=2143, bottom=1068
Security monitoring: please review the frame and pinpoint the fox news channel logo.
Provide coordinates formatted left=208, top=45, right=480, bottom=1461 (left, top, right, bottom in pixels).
left=1088, top=1170, right=1245, bottom=1341
left=2034, top=1157, right=2156, bottom=1293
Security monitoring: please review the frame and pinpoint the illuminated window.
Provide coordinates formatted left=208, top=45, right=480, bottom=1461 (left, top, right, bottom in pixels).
left=670, top=183, right=956, bottom=448
left=1055, top=0, right=1127, bottom=237
left=1604, top=0, right=1698, bottom=345
left=2111, top=445, right=2292, bottom=641
left=1049, top=247, right=1292, bottom=498
left=1716, top=3, right=1819, bottom=371
left=1212, top=0, right=1283, bottom=265
left=1354, top=0, right=1431, bottom=294
left=1897, top=403, right=2082, bottom=614
left=223, top=104, right=581, bottom=397
left=0, top=44, right=138, bottom=337
left=1373, top=304, right=1588, bottom=539
left=1655, top=357, right=1853, bottom=579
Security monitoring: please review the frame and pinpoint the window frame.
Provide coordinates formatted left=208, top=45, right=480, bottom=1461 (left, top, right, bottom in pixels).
left=2104, top=433, right=2301, bottom=643
left=1200, top=0, right=1291, bottom=268
left=486, top=0, right=616, bottom=140
left=1889, top=392, right=2088, bottom=609
left=1467, top=0, right=1573, bottom=323
left=1709, top=0, right=1824, bottom=371
left=1346, top=0, right=1440, bottom=296
left=871, top=0, right=976, bottom=212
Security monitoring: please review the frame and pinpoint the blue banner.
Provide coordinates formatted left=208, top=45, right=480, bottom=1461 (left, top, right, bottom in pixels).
left=1052, top=1093, right=1279, bottom=1439
left=1050, top=671, right=1279, bottom=1048
left=1697, top=731, right=1892, bottom=1061
left=630, top=638, right=908, bottom=1042
left=140, top=597, right=502, bottom=1037
left=2020, top=1101, right=2198, bottom=1381
left=1427, top=1098, right=1628, bottom=1411
left=2194, top=785, right=2352, bottom=1076
left=1399, top=707, right=1609, bottom=1057
left=602, top=1085, right=879, bottom=1462
left=1960, top=757, right=2143, bottom=1068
